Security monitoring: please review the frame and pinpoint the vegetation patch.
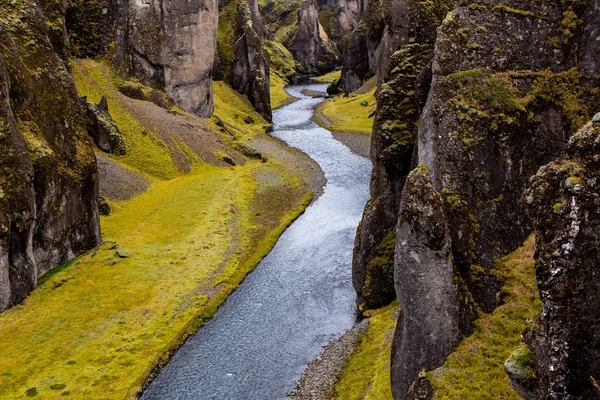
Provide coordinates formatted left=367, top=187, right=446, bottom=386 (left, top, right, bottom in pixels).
left=429, top=236, right=542, bottom=399
left=334, top=302, right=398, bottom=400
left=0, top=57, right=312, bottom=399
left=315, top=69, right=342, bottom=83
left=315, top=88, right=376, bottom=135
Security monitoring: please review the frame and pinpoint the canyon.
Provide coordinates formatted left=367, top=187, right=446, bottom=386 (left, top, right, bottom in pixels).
left=1, top=0, right=600, bottom=399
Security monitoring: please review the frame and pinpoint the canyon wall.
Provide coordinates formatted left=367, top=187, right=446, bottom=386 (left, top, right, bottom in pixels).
left=351, top=0, right=600, bottom=398
left=0, top=0, right=101, bottom=311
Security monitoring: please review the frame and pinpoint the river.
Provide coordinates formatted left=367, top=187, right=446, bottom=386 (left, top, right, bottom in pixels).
left=142, top=83, right=372, bottom=399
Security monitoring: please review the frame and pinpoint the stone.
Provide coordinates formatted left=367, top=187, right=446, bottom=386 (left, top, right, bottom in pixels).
left=291, top=0, right=340, bottom=74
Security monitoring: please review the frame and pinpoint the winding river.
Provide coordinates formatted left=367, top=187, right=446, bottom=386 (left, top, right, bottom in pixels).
left=142, top=83, right=372, bottom=399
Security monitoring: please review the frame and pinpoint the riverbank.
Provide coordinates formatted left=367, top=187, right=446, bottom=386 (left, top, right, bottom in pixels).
left=0, top=61, right=324, bottom=399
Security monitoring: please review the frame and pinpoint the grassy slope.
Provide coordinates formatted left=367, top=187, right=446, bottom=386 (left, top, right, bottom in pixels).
left=430, top=236, right=541, bottom=399
left=315, top=88, right=376, bottom=135
left=0, top=61, right=311, bottom=399
left=335, top=302, right=398, bottom=400
left=315, top=70, right=341, bottom=83
left=335, top=236, right=540, bottom=399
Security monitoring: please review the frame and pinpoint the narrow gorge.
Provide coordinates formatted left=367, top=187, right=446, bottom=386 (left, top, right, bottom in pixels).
left=1, top=0, right=599, bottom=399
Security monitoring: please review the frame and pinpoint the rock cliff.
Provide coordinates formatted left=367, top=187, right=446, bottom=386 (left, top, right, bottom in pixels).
left=291, top=0, right=340, bottom=74
left=0, top=0, right=101, bottom=311
left=68, top=0, right=219, bottom=118
left=352, top=0, right=600, bottom=398
left=216, top=0, right=273, bottom=121
left=509, top=119, right=600, bottom=400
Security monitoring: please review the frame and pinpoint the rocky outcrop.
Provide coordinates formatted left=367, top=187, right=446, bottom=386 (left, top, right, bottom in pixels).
left=352, top=0, right=449, bottom=311
left=0, top=0, right=101, bottom=311
left=392, top=165, right=474, bottom=399
left=216, top=0, right=273, bottom=121
left=82, top=96, right=126, bottom=155
left=111, top=0, right=219, bottom=117
left=291, top=0, right=340, bottom=74
left=67, top=0, right=219, bottom=117
left=340, top=0, right=453, bottom=93
left=509, top=119, right=600, bottom=400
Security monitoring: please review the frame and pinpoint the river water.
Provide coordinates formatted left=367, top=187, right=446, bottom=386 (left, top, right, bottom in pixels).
left=142, top=83, right=372, bottom=400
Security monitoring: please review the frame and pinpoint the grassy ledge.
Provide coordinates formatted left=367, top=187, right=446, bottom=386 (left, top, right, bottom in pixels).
left=430, top=235, right=541, bottom=399
left=334, top=302, right=398, bottom=400
left=0, top=61, right=312, bottom=399
left=315, top=70, right=341, bottom=83
left=314, top=88, right=376, bottom=135
left=270, top=72, right=297, bottom=110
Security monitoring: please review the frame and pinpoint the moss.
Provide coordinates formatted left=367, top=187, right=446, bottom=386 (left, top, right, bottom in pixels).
left=429, top=236, right=542, bottom=399
left=264, top=40, right=298, bottom=79
left=315, top=88, right=376, bottom=135
left=216, top=0, right=238, bottom=81
left=334, top=302, right=398, bottom=400
left=314, top=69, right=341, bottom=83
left=523, top=68, right=590, bottom=132
left=362, top=230, right=397, bottom=309
left=269, top=72, right=295, bottom=110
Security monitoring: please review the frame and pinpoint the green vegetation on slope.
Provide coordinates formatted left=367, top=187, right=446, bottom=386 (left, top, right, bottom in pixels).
left=430, top=235, right=541, bottom=399
left=336, top=236, right=540, bottom=399
left=315, top=69, right=341, bottom=83
left=315, top=88, right=376, bottom=135
left=73, top=61, right=181, bottom=179
left=0, top=60, right=312, bottom=399
left=334, top=302, right=398, bottom=400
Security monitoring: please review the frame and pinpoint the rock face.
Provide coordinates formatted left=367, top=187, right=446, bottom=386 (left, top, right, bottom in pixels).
left=316, top=0, right=364, bottom=44
left=352, top=0, right=450, bottom=311
left=112, top=0, right=219, bottom=117
left=0, top=0, right=101, bottom=311
left=392, top=164, right=472, bottom=399
left=217, top=0, right=272, bottom=121
left=512, top=120, right=600, bottom=400
left=352, top=0, right=600, bottom=399
left=340, top=0, right=452, bottom=93
left=291, top=0, right=340, bottom=74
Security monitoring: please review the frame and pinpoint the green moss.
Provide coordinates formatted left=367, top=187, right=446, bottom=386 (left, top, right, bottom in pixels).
left=334, top=302, right=398, bottom=400
left=216, top=0, right=238, bottom=81
left=524, top=68, right=590, bottom=132
left=265, top=40, right=298, bottom=79
left=270, top=72, right=295, bottom=110
left=314, top=69, right=341, bottom=83
left=362, top=231, right=397, bottom=309
left=315, top=88, right=376, bottom=135
left=504, top=344, right=536, bottom=382
left=429, top=236, right=542, bottom=399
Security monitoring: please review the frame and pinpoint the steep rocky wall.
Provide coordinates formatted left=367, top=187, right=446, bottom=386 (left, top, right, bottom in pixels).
left=0, top=0, right=101, bottom=311
left=352, top=0, right=452, bottom=311
left=291, top=0, right=340, bottom=74
left=316, top=0, right=364, bottom=44
left=352, top=0, right=600, bottom=398
left=515, top=119, right=600, bottom=400
left=217, top=0, right=273, bottom=121
left=112, top=0, right=219, bottom=117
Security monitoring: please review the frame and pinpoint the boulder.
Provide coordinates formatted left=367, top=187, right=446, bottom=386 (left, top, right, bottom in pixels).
left=82, top=96, right=126, bottom=155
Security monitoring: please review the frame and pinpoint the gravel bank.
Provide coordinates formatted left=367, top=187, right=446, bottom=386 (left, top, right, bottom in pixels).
left=288, top=319, right=370, bottom=400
